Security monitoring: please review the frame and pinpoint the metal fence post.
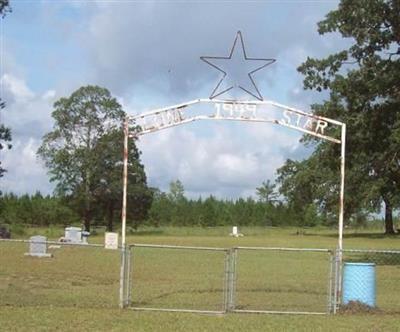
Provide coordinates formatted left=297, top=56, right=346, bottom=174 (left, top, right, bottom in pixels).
left=228, top=248, right=237, bottom=311
left=123, top=245, right=132, bottom=307
left=333, top=248, right=341, bottom=314
left=223, top=250, right=230, bottom=312
left=223, top=248, right=237, bottom=313
left=119, top=244, right=131, bottom=308
left=119, top=245, right=125, bottom=308
left=127, top=246, right=133, bottom=306
left=328, top=250, right=334, bottom=313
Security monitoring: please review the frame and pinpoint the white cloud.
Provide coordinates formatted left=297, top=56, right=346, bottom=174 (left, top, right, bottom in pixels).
left=82, top=1, right=343, bottom=99
left=2, top=73, right=34, bottom=101
left=1, top=138, right=53, bottom=195
left=137, top=120, right=298, bottom=199
left=1, top=74, right=55, bottom=195
left=42, top=89, right=56, bottom=100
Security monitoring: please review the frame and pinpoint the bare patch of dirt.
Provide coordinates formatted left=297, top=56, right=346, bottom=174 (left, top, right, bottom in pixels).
left=339, top=301, right=381, bottom=314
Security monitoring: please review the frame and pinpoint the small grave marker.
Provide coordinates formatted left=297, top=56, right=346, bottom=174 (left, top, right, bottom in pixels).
left=25, top=235, right=52, bottom=258
left=230, top=226, right=243, bottom=237
left=105, top=232, right=119, bottom=250
left=64, top=227, right=82, bottom=243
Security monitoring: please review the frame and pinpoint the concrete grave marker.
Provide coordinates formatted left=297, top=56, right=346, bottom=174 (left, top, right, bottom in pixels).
left=64, top=227, right=82, bottom=243
left=25, top=235, right=52, bottom=258
left=230, top=226, right=243, bottom=237
left=105, top=232, right=119, bottom=250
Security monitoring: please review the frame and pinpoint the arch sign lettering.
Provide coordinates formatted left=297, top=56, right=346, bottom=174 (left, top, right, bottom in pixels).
left=130, top=98, right=342, bottom=144
left=120, top=32, right=346, bottom=294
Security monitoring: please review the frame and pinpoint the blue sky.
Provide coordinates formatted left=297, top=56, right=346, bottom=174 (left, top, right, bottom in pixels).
left=1, top=0, right=348, bottom=198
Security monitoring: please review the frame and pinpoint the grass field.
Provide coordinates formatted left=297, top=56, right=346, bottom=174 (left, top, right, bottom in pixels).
left=1, top=226, right=400, bottom=331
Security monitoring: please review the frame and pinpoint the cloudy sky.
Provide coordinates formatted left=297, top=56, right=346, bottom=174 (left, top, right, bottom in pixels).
left=1, top=0, right=348, bottom=198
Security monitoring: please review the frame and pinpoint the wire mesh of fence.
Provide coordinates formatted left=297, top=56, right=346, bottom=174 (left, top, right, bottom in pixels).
left=0, top=239, right=121, bottom=309
left=337, top=249, right=400, bottom=314
left=231, top=247, right=334, bottom=314
left=126, top=244, right=229, bottom=314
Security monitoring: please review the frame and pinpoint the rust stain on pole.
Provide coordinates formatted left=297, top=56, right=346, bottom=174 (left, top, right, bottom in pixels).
left=337, top=123, right=346, bottom=304
left=120, top=116, right=129, bottom=308
left=121, top=117, right=129, bottom=248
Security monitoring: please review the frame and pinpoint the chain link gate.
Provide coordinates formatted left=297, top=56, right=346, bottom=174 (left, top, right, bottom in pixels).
left=122, top=245, right=335, bottom=315
left=230, top=247, right=334, bottom=315
left=125, top=244, right=230, bottom=314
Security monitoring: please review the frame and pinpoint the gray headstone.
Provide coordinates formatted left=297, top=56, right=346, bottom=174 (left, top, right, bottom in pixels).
left=65, top=227, right=82, bottom=243
left=25, top=235, right=52, bottom=258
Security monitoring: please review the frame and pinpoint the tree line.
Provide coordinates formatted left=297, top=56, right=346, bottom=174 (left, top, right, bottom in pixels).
left=0, top=178, right=379, bottom=230
left=148, top=180, right=323, bottom=228
left=0, top=180, right=327, bottom=230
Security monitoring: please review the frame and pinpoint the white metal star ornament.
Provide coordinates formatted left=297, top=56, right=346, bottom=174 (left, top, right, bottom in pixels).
left=200, top=31, right=276, bottom=101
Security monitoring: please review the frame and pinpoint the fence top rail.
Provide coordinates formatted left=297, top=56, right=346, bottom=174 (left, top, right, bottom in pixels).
left=128, top=307, right=226, bottom=314
left=0, top=238, right=105, bottom=248
left=234, top=246, right=333, bottom=253
left=340, top=248, right=400, bottom=254
left=129, top=243, right=228, bottom=252
left=232, top=309, right=327, bottom=315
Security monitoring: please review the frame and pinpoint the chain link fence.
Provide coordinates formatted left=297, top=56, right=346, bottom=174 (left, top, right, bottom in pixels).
left=336, top=249, right=400, bottom=314
left=0, top=239, right=121, bottom=309
left=2, top=239, right=400, bottom=316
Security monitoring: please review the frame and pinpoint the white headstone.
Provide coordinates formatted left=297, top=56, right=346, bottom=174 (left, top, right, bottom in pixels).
left=105, top=232, right=119, bottom=250
left=25, top=235, right=52, bottom=258
left=65, top=227, right=82, bottom=243
left=232, top=226, right=238, bottom=236
left=230, top=226, right=243, bottom=237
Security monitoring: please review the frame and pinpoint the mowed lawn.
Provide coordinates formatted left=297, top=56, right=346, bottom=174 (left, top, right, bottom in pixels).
left=0, top=227, right=399, bottom=331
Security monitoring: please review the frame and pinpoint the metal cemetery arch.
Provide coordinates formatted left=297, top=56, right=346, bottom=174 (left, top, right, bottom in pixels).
left=121, top=98, right=346, bottom=250
left=119, top=31, right=346, bottom=309
left=119, top=98, right=346, bottom=309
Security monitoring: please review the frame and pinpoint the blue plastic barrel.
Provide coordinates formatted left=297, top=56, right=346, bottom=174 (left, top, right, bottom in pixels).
left=342, top=262, right=376, bottom=307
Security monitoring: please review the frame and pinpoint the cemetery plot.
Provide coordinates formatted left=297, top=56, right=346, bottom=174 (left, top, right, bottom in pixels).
left=0, top=241, right=120, bottom=308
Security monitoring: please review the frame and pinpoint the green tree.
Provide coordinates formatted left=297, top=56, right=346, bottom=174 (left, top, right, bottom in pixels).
left=168, top=180, right=185, bottom=203
left=38, top=86, right=126, bottom=231
left=277, top=159, right=314, bottom=218
left=282, top=0, right=399, bottom=233
left=0, top=0, right=11, bottom=17
left=93, top=129, right=152, bottom=231
left=256, top=180, right=279, bottom=204
left=199, top=195, right=218, bottom=227
left=0, top=100, right=12, bottom=183
left=167, top=180, right=188, bottom=225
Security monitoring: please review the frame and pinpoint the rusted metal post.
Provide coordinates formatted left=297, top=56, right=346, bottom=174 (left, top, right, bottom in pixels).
left=120, top=116, right=129, bottom=308
left=337, top=123, right=346, bottom=305
left=338, top=124, right=346, bottom=252
left=122, top=117, right=129, bottom=248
